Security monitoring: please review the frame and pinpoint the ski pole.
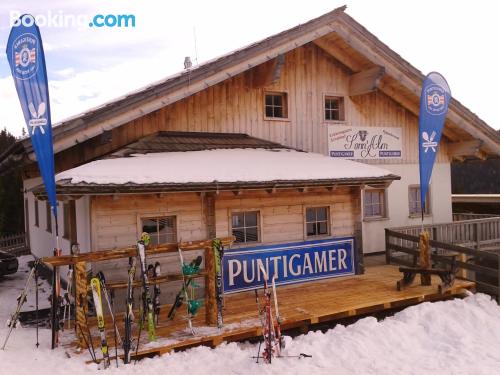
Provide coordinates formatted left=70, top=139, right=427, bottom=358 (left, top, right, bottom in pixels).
left=77, top=322, right=97, bottom=363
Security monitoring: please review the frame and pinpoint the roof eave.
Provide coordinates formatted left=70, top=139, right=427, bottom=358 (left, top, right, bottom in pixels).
left=32, top=174, right=400, bottom=198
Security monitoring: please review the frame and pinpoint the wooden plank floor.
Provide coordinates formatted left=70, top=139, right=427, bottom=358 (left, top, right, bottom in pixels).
left=67, top=264, right=474, bottom=361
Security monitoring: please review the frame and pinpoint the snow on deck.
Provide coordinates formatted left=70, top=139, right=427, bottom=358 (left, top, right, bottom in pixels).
left=56, top=148, right=396, bottom=185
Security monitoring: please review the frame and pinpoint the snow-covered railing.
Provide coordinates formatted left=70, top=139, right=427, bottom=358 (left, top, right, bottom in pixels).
left=385, top=229, right=500, bottom=300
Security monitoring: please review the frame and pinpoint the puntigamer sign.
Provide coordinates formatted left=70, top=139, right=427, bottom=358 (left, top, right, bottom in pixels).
left=223, top=237, right=355, bottom=294
left=328, top=125, right=403, bottom=159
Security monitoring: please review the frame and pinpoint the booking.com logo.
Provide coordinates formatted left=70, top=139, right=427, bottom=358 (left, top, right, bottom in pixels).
left=10, top=11, right=136, bottom=29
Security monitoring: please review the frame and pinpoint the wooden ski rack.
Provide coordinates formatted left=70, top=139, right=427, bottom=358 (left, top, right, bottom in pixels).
left=41, top=236, right=234, bottom=347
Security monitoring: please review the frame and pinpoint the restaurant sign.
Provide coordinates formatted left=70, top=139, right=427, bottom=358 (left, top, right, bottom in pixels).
left=328, top=125, right=403, bottom=159
left=223, top=237, right=355, bottom=294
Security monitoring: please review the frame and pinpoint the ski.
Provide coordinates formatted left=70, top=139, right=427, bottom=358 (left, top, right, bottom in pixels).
left=271, top=276, right=284, bottom=351
left=137, top=240, right=156, bottom=341
left=123, top=256, right=136, bottom=364
left=63, top=266, right=73, bottom=330
left=1, top=260, right=39, bottom=350
left=90, top=277, right=110, bottom=369
left=213, top=239, right=224, bottom=329
left=153, top=262, right=161, bottom=325
left=256, top=265, right=279, bottom=364
left=96, top=271, right=122, bottom=346
left=177, top=248, right=202, bottom=335
left=167, top=256, right=202, bottom=320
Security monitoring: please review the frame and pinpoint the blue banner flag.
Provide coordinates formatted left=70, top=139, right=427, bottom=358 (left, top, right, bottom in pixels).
left=418, top=72, right=451, bottom=217
left=6, top=15, right=57, bottom=218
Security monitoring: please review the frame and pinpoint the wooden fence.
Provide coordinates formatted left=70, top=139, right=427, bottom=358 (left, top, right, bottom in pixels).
left=390, top=216, right=500, bottom=251
left=385, top=229, right=500, bottom=300
left=0, top=233, right=30, bottom=256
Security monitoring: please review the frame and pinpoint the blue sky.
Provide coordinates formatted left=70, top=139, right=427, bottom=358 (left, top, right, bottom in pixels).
left=1, top=0, right=499, bottom=136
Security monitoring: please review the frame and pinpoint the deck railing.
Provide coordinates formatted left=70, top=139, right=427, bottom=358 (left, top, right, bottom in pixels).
left=453, top=213, right=500, bottom=222
left=0, top=232, right=29, bottom=256
left=385, top=229, right=500, bottom=300
left=390, top=216, right=500, bottom=250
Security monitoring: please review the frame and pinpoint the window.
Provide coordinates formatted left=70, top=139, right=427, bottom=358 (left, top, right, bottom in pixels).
left=46, top=201, right=52, bottom=233
left=34, top=199, right=39, bottom=227
left=63, top=202, right=70, bottom=240
left=141, top=216, right=177, bottom=246
left=324, top=96, right=345, bottom=121
left=306, top=207, right=329, bottom=237
left=409, top=185, right=431, bottom=216
left=232, top=211, right=259, bottom=243
left=264, top=92, right=287, bottom=119
left=364, top=189, right=387, bottom=219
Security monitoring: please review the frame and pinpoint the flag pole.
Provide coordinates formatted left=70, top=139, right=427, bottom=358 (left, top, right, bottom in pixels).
left=51, top=210, right=60, bottom=349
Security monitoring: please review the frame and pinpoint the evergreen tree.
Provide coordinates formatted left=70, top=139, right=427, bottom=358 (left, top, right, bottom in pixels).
left=0, top=128, right=24, bottom=235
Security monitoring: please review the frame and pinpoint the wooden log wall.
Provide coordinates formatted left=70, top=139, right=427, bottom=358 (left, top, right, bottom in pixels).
left=38, top=43, right=449, bottom=177
left=214, top=187, right=360, bottom=243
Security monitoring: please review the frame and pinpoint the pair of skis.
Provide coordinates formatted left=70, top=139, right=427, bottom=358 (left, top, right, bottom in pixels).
left=123, top=235, right=162, bottom=364
left=167, top=255, right=202, bottom=322
left=89, top=272, right=122, bottom=368
left=255, top=266, right=284, bottom=364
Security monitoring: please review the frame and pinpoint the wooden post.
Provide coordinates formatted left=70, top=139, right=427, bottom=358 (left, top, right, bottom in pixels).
left=74, top=261, right=88, bottom=347
left=419, top=231, right=431, bottom=285
left=385, top=229, right=391, bottom=265
left=205, top=245, right=217, bottom=325
left=354, top=222, right=364, bottom=274
left=203, top=192, right=217, bottom=325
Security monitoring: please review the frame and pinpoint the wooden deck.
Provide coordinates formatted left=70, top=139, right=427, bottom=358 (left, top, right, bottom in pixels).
left=69, top=264, right=474, bottom=361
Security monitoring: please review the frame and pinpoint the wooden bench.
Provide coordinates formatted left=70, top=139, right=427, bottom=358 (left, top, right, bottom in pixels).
left=397, top=255, right=457, bottom=294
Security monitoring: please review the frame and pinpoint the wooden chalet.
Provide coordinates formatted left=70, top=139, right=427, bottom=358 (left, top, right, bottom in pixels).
left=0, top=5, right=498, bottom=359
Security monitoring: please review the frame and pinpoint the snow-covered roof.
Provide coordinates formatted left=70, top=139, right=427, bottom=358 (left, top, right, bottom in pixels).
left=49, top=149, right=399, bottom=195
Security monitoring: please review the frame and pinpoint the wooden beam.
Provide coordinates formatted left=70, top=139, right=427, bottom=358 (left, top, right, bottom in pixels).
left=447, top=140, right=483, bottom=158
left=266, top=186, right=277, bottom=194
left=249, top=55, right=285, bottom=88
left=42, top=236, right=235, bottom=267
left=313, top=37, right=363, bottom=71
left=349, top=66, right=385, bottom=96
left=377, top=79, right=460, bottom=142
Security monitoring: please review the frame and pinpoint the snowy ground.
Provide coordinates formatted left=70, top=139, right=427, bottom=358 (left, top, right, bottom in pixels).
left=2, top=257, right=500, bottom=374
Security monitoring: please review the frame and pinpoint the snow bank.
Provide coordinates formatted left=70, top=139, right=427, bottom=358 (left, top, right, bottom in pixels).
left=55, top=149, right=395, bottom=185
left=2, top=293, right=500, bottom=374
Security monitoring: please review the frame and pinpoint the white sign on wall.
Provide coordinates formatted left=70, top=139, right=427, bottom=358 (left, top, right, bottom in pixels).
left=328, top=126, right=403, bottom=160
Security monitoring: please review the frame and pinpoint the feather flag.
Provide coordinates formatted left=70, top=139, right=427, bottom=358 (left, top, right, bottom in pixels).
left=6, top=14, right=57, bottom=217
left=418, top=72, right=451, bottom=218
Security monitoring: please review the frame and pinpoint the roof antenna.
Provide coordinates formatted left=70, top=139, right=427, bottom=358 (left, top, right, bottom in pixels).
left=193, top=27, right=199, bottom=66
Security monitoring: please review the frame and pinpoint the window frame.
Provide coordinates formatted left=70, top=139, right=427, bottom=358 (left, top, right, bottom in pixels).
left=363, top=188, right=388, bottom=221
left=46, top=201, right=52, bottom=233
left=304, top=206, right=331, bottom=238
left=408, top=185, right=431, bottom=217
left=139, top=214, right=178, bottom=246
left=230, top=210, right=261, bottom=245
left=264, top=91, right=289, bottom=120
left=323, top=94, right=346, bottom=123
left=63, top=202, right=70, bottom=240
left=34, top=199, right=39, bottom=228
